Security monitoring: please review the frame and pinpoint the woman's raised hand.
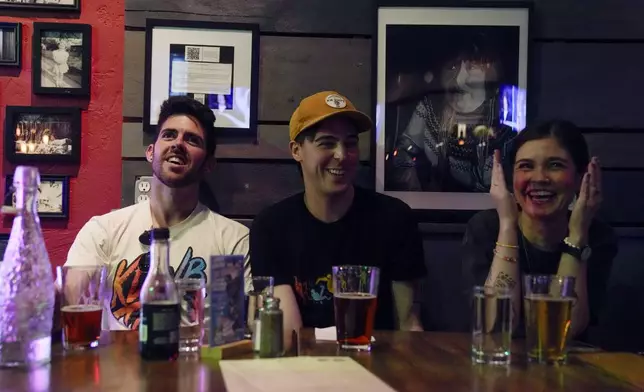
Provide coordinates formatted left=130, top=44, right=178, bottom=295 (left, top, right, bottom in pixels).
left=490, top=149, right=518, bottom=226
left=568, top=157, right=602, bottom=246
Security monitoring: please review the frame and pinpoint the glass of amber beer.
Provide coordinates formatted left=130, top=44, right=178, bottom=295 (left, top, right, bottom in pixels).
left=332, top=265, right=380, bottom=351
left=523, top=275, right=576, bottom=364
left=57, top=265, right=107, bottom=351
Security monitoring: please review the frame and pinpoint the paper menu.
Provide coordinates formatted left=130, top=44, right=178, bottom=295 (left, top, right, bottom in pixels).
left=220, top=356, right=397, bottom=392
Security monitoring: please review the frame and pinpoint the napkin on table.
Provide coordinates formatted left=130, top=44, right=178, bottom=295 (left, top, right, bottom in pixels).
left=314, top=327, right=376, bottom=342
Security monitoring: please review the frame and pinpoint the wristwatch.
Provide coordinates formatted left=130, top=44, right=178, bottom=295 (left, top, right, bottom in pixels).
left=561, top=237, right=592, bottom=262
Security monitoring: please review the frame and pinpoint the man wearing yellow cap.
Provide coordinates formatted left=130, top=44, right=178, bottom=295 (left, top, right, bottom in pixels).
left=250, top=91, right=427, bottom=347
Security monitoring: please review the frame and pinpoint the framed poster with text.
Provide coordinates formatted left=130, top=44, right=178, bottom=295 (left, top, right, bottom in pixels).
left=143, top=19, right=260, bottom=139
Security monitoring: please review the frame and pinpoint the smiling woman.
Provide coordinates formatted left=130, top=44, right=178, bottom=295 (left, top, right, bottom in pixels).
left=462, top=120, right=618, bottom=347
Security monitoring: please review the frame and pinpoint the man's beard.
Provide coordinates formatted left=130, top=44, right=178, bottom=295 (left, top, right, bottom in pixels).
left=151, top=158, right=202, bottom=188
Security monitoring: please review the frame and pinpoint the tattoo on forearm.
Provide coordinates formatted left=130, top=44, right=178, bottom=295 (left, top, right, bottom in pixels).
left=493, top=271, right=517, bottom=290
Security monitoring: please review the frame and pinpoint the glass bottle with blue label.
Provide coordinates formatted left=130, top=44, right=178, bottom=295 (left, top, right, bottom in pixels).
left=139, top=228, right=180, bottom=360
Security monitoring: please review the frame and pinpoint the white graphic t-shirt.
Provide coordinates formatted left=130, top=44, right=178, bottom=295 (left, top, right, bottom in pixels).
left=64, top=201, right=250, bottom=331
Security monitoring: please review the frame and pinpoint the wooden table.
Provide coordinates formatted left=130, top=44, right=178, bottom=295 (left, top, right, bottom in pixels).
left=0, top=330, right=642, bottom=391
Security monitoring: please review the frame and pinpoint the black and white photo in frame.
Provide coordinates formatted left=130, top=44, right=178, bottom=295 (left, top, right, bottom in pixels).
left=144, top=19, right=260, bottom=138
left=32, top=22, right=91, bottom=96
left=374, top=3, right=530, bottom=211
left=0, top=22, right=20, bottom=67
left=4, top=175, right=70, bottom=219
left=0, top=0, right=80, bottom=11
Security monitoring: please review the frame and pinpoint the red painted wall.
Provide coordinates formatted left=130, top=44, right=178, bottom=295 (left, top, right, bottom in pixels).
left=0, top=2, right=125, bottom=268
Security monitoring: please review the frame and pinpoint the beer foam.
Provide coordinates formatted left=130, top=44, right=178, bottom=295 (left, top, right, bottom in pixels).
left=524, top=295, right=574, bottom=302
left=62, top=304, right=102, bottom=312
left=334, top=293, right=377, bottom=300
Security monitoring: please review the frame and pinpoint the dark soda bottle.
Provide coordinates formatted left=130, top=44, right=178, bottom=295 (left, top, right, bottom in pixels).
left=139, top=228, right=179, bottom=360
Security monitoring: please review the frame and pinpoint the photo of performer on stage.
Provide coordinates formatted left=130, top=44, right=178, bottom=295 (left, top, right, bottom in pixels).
left=384, top=25, right=523, bottom=193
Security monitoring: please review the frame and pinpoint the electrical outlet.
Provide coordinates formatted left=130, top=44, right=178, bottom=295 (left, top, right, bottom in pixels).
left=137, top=194, right=150, bottom=203
left=138, top=180, right=151, bottom=192
left=134, top=176, right=153, bottom=204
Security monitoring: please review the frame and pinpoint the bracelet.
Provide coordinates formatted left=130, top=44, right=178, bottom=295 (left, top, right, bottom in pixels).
left=493, top=248, right=518, bottom=263
left=495, top=242, right=519, bottom=249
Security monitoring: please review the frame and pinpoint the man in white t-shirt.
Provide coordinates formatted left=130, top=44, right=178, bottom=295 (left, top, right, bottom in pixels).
left=63, top=96, right=250, bottom=331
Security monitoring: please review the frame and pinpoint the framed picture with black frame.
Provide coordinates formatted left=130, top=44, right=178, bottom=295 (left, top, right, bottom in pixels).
left=4, top=175, right=70, bottom=219
left=0, top=22, right=21, bottom=68
left=372, top=1, right=532, bottom=222
left=32, top=22, right=92, bottom=96
left=143, top=19, right=260, bottom=139
left=0, top=233, right=8, bottom=261
left=4, top=106, right=82, bottom=164
left=0, top=0, right=80, bottom=12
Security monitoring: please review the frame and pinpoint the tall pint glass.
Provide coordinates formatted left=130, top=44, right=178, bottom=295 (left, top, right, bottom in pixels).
left=332, top=265, right=380, bottom=351
left=524, top=275, right=576, bottom=364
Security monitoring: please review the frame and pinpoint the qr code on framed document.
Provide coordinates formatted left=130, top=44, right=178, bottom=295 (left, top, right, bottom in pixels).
left=185, top=46, right=201, bottom=61
left=193, top=94, right=205, bottom=104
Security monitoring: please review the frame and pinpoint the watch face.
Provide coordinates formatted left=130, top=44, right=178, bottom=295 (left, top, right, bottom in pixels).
left=581, top=247, right=592, bottom=261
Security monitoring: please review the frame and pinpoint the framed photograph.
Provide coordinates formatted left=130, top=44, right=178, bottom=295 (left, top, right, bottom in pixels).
left=4, top=175, right=70, bottom=219
left=4, top=106, right=81, bottom=164
left=374, top=2, right=531, bottom=213
left=0, top=234, right=8, bottom=261
left=32, top=22, right=91, bottom=96
left=0, top=22, right=21, bottom=67
left=144, top=19, right=260, bottom=138
left=0, top=0, right=80, bottom=12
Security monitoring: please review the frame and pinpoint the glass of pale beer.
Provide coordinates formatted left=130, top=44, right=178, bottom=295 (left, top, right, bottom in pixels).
left=523, top=275, right=576, bottom=364
left=332, top=265, right=380, bottom=351
left=57, top=265, right=107, bottom=351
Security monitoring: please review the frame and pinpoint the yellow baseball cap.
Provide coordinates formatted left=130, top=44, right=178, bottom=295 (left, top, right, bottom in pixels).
left=289, top=91, right=373, bottom=141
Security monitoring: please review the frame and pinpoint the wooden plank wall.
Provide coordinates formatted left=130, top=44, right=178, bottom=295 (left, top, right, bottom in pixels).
left=121, top=0, right=644, bottom=332
left=122, top=0, right=644, bottom=226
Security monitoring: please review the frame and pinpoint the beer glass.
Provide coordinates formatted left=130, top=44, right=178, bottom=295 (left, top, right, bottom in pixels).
left=57, top=265, right=107, bottom=351
left=523, top=275, right=576, bottom=364
left=176, top=278, right=206, bottom=353
left=332, top=265, right=380, bottom=351
left=471, top=286, right=512, bottom=365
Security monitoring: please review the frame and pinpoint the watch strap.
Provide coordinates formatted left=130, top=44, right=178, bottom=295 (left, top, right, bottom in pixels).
left=562, top=237, right=590, bottom=261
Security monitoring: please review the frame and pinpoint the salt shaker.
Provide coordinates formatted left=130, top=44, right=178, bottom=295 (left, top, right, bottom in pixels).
left=258, top=297, right=283, bottom=358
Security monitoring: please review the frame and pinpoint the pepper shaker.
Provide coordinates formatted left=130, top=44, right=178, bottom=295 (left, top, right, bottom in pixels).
left=258, top=297, right=284, bottom=358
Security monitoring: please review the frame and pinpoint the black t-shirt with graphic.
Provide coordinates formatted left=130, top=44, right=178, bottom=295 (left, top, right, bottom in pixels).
left=249, top=187, right=427, bottom=330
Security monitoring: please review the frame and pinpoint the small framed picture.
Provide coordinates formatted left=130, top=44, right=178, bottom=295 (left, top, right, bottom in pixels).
left=144, top=19, right=260, bottom=139
left=4, top=175, right=70, bottom=219
left=32, top=22, right=91, bottom=96
left=4, top=106, right=81, bottom=164
left=0, top=22, right=21, bottom=68
left=0, top=233, right=8, bottom=261
left=0, top=0, right=80, bottom=12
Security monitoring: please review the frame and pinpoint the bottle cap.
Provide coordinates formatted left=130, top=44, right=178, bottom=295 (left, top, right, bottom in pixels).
left=149, top=228, right=170, bottom=241
left=263, top=296, right=280, bottom=310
